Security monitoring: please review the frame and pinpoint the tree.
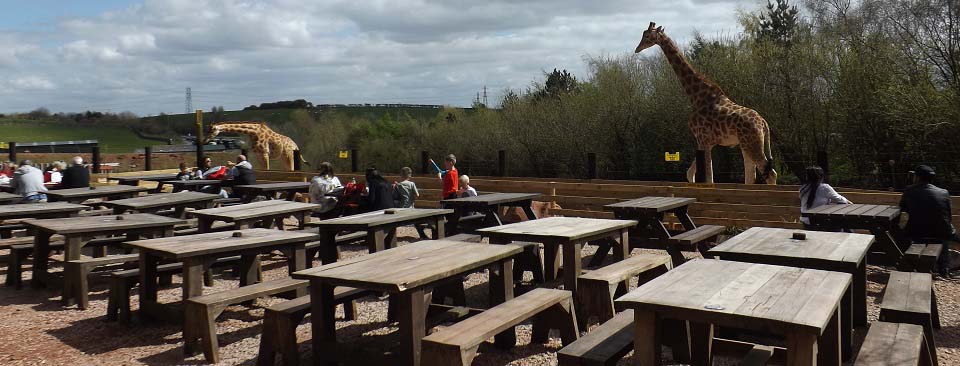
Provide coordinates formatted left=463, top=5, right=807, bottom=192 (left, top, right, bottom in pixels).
left=534, top=69, right=579, bottom=100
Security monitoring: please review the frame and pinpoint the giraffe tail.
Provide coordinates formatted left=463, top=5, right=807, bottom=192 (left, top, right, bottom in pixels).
left=299, top=152, right=311, bottom=166
left=763, top=122, right=774, bottom=173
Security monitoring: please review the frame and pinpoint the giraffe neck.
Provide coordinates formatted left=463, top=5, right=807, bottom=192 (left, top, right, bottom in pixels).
left=657, top=35, right=723, bottom=105
left=215, top=123, right=265, bottom=138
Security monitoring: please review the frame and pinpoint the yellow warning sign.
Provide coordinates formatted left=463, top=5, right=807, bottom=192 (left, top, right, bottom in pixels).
left=338, top=150, right=349, bottom=159
left=664, top=152, right=681, bottom=162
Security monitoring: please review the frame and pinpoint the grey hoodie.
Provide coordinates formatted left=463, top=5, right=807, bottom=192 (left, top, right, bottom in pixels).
left=12, top=165, right=47, bottom=197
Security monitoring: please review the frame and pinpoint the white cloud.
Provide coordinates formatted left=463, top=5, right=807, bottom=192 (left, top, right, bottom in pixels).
left=0, top=0, right=765, bottom=114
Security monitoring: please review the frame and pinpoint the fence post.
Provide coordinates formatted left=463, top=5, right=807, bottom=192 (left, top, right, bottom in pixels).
left=816, top=150, right=829, bottom=178
left=8, top=142, right=15, bottom=163
left=92, top=146, right=102, bottom=174
left=241, top=148, right=248, bottom=157
left=195, top=109, right=204, bottom=169
left=293, top=150, right=302, bottom=171
left=587, top=153, right=597, bottom=179
left=498, top=150, right=506, bottom=177
left=350, top=149, right=358, bottom=172
left=144, top=146, right=153, bottom=171
left=421, top=151, right=429, bottom=174
left=695, top=150, right=706, bottom=183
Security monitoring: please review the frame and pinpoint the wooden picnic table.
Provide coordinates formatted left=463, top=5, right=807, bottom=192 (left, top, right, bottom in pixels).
left=0, top=192, right=20, bottom=204
left=102, top=192, right=219, bottom=218
left=0, top=202, right=89, bottom=238
left=163, top=179, right=232, bottom=193
left=22, top=213, right=185, bottom=301
left=111, top=173, right=180, bottom=192
left=292, top=240, right=523, bottom=366
left=708, top=227, right=875, bottom=359
left=45, top=185, right=150, bottom=204
left=189, top=200, right=320, bottom=233
left=233, top=181, right=311, bottom=203
left=617, top=259, right=850, bottom=366
left=802, top=203, right=906, bottom=265
left=307, top=208, right=453, bottom=264
left=441, top=192, right=541, bottom=233
left=125, top=228, right=319, bottom=319
left=0, top=183, right=12, bottom=193
left=605, top=196, right=698, bottom=264
left=477, top=216, right=637, bottom=293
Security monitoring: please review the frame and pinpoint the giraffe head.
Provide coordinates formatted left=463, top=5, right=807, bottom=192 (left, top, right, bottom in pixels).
left=635, top=22, right=665, bottom=53
left=204, top=123, right=224, bottom=143
left=755, top=162, right=778, bottom=185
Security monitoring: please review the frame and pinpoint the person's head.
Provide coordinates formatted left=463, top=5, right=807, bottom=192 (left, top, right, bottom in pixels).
left=444, top=154, right=457, bottom=170
left=179, top=162, right=188, bottom=172
left=236, top=155, right=247, bottom=162
left=913, top=165, right=936, bottom=184
left=54, top=161, right=67, bottom=171
left=19, top=159, right=33, bottom=167
left=318, top=162, right=335, bottom=178
left=365, top=167, right=383, bottom=183
left=804, top=166, right=824, bottom=186
left=459, top=174, right=471, bottom=187
left=72, top=156, right=83, bottom=166
left=400, top=167, right=413, bottom=179
left=202, top=156, right=212, bottom=168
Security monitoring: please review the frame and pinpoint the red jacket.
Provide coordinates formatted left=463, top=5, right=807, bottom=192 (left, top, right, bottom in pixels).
left=442, top=168, right=459, bottom=199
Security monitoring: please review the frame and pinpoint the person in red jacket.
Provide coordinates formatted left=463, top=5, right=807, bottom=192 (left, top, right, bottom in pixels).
left=430, top=154, right=459, bottom=199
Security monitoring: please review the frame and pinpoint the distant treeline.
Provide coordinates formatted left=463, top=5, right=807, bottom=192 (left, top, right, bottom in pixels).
left=243, top=99, right=449, bottom=111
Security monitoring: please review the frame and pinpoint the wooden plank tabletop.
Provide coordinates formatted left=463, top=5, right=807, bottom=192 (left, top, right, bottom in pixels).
left=604, top=196, right=696, bottom=213
left=0, top=202, right=89, bottom=219
left=476, top=216, right=637, bottom=242
left=45, top=185, right=150, bottom=200
left=162, top=179, right=225, bottom=187
left=234, top=181, right=311, bottom=191
left=189, top=200, right=320, bottom=221
left=709, top=227, right=874, bottom=268
left=125, top=228, right=318, bottom=259
left=111, top=174, right=178, bottom=182
left=616, top=259, right=851, bottom=335
left=0, top=192, right=21, bottom=204
left=292, top=240, right=523, bottom=293
left=22, top=213, right=186, bottom=234
left=101, top=192, right=219, bottom=210
left=441, top=192, right=541, bottom=206
left=308, top=208, right=454, bottom=229
left=803, top=204, right=900, bottom=223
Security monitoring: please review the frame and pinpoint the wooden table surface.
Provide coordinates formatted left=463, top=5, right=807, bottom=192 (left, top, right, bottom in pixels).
left=45, top=185, right=150, bottom=202
left=102, top=192, right=219, bottom=212
left=233, top=181, right=311, bottom=202
left=803, top=204, right=905, bottom=265
left=441, top=192, right=541, bottom=206
left=24, top=212, right=186, bottom=234
left=0, top=202, right=88, bottom=220
left=0, top=192, right=20, bottom=204
left=310, top=208, right=454, bottom=230
left=617, top=259, right=851, bottom=366
left=112, top=174, right=179, bottom=183
left=127, top=228, right=318, bottom=259
left=308, top=208, right=454, bottom=263
left=442, top=193, right=541, bottom=231
left=605, top=196, right=698, bottom=214
left=803, top=203, right=901, bottom=224
left=190, top=200, right=319, bottom=221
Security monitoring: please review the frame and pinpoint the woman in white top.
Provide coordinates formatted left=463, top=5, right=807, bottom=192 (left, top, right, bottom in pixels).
left=309, top=162, right=343, bottom=215
left=799, top=166, right=851, bottom=227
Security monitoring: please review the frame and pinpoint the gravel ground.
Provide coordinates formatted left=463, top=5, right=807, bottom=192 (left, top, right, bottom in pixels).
left=1, top=225, right=959, bottom=366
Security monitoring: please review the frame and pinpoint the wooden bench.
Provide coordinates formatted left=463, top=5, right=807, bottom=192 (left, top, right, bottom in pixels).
left=855, top=321, right=933, bottom=366
left=899, top=244, right=943, bottom=273
left=7, top=241, right=64, bottom=289
left=879, top=271, right=940, bottom=366
left=558, top=309, right=634, bottom=366
left=173, top=221, right=236, bottom=236
left=184, top=278, right=310, bottom=363
left=742, top=345, right=775, bottom=366
left=576, top=254, right=671, bottom=328
left=445, top=233, right=483, bottom=243
left=666, top=224, right=725, bottom=261
left=64, top=253, right=140, bottom=309
left=105, top=256, right=242, bottom=322
left=256, top=287, right=374, bottom=366
left=304, top=231, right=366, bottom=262
left=421, top=288, right=578, bottom=366
left=213, top=197, right=244, bottom=207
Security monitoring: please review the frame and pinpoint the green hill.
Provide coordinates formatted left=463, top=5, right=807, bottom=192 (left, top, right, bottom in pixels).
left=0, top=119, right=167, bottom=153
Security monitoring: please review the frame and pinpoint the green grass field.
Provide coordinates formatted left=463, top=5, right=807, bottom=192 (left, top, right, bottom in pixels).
left=0, top=119, right=163, bottom=153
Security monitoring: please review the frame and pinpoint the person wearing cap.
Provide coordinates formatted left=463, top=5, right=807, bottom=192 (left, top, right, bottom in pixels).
left=899, top=165, right=956, bottom=277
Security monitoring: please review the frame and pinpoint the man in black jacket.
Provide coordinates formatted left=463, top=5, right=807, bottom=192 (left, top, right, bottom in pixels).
left=899, top=165, right=956, bottom=277
left=60, top=156, right=90, bottom=189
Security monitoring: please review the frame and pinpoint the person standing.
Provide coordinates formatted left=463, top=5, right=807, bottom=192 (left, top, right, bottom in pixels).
left=430, top=154, right=459, bottom=200
left=11, top=160, right=47, bottom=203
left=60, top=156, right=90, bottom=189
left=899, top=165, right=957, bottom=277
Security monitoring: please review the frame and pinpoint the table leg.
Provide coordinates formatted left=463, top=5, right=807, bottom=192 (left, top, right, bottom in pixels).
left=854, top=262, right=867, bottom=327
left=818, top=307, right=841, bottom=366
left=198, top=217, right=214, bottom=233
left=786, top=332, right=818, bottom=366
left=61, top=235, right=87, bottom=307
left=238, top=254, right=261, bottom=287
left=432, top=217, right=445, bottom=239
left=841, top=285, right=853, bottom=361
left=484, top=210, right=503, bottom=227
left=385, top=228, right=398, bottom=250
left=174, top=206, right=186, bottom=219
left=318, top=229, right=338, bottom=265
left=310, top=281, right=338, bottom=366
left=295, top=212, right=306, bottom=230
left=613, top=230, right=629, bottom=261
left=634, top=310, right=661, bottom=366
left=872, top=228, right=904, bottom=264
left=675, top=207, right=697, bottom=231
left=689, top=322, right=713, bottom=366
left=366, top=229, right=387, bottom=253
left=139, top=252, right=160, bottom=319
left=447, top=209, right=462, bottom=235
left=30, top=231, right=54, bottom=288
left=289, top=245, right=308, bottom=297
left=274, top=216, right=285, bottom=230
left=182, top=258, right=207, bottom=300
left=397, top=287, right=427, bottom=366
left=562, top=241, right=583, bottom=293
left=543, top=243, right=560, bottom=283
left=112, top=207, right=125, bottom=215
left=521, top=201, right=539, bottom=221
left=490, top=259, right=516, bottom=348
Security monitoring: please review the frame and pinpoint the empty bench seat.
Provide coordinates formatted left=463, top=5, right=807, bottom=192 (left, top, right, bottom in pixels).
left=256, top=287, right=375, bottom=366
left=64, top=253, right=140, bottom=309
left=879, top=271, right=941, bottom=366
left=577, top=254, right=671, bottom=328
left=444, top=233, right=483, bottom=243
left=667, top=225, right=725, bottom=264
left=558, top=309, right=634, bottom=366
left=855, top=322, right=932, bottom=366
left=899, top=244, right=943, bottom=273
left=184, top=278, right=310, bottom=363
left=422, top=288, right=578, bottom=366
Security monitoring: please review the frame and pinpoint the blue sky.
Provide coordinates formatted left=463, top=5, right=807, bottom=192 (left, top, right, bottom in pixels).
left=0, top=0, right=761, bottom=115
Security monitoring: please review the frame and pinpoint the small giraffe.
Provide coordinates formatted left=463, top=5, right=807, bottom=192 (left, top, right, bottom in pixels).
left=206, top=121, right=307, bottom=171
left=635, top=22, right=777, bottom=184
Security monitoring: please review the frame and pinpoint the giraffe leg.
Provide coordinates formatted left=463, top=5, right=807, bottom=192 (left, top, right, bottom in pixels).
left=742, top=153, right=756, bottom=185
left=686, top=162, right=697, bottom=183
left=261, top=151, right=271, bottom=171
left=704, top=147, right=715, bottom=184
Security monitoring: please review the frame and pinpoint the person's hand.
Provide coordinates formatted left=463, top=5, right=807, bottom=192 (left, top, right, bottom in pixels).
left=437, top=173, right=442, bottom=179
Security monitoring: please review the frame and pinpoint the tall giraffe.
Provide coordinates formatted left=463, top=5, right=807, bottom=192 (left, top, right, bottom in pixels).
left=206, top=121, right=307, bottom=171
left=635, top=22, right=777, bottom=184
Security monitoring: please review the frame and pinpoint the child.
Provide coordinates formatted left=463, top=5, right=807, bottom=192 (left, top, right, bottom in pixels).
left=458, top=175, right=477, bottom=197
left=429, top=154, right=459, bottom=200
left=176, top=162, right=192, bottom=180
left=393, top=167, right=419, bottom=208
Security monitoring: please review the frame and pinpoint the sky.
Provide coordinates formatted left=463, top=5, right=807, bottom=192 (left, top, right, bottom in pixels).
left=0, top=0, right=763, bottom=116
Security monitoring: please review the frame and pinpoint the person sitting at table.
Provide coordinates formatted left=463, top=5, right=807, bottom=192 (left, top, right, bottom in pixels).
left=43, top=161, right=65, bottom=185
left=393, top=167, right=430, bottom=239
left=799, top=166, right=851, bottom=229
left=229, top=155, right=257, bottom=185
left=309, top=162, right=343, bottom=217
left=176, top=162, right=192, bottom=180
left=197, top=156, right=229, bottom=198
left=458, top=175, right=478, bottom=198
left=11, top=160, right=47, bottom=203
left=899, top=165, right=958, bottom=277
left=60, top=156, right=90, bottom=189
left=364, top=167, right=395, bottom=211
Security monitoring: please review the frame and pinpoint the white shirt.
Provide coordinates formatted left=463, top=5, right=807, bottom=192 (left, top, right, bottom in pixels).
left=309, top=176, right=342, bottom=213
left=799, top=183, right=852, bottom=224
